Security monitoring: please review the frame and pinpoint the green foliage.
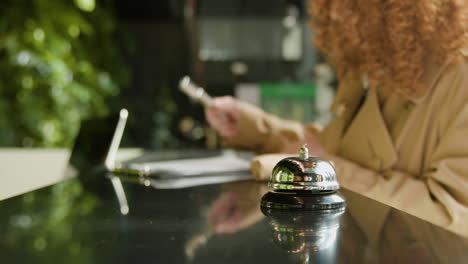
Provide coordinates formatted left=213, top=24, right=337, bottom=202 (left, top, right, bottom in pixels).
left=0, top=0, right=127, bottom=147
left=0, top=178, right=107, bottom=263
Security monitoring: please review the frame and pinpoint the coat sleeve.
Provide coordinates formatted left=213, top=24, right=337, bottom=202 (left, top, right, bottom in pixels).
left=222, top=102, right=319, bottom=154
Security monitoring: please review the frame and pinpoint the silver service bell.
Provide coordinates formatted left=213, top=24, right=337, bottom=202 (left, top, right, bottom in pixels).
left=269, top=144, right=339, bottom=192
left=261, top=144, right=346, bottom=210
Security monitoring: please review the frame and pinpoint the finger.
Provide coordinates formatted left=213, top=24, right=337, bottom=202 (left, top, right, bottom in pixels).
left=205, top=108, right=227, bottom=131
left=214, top=96, right=235, bottom=106
left=212, top=96, right=240, bottom=120
left=205, top=107, right=239, bottom=137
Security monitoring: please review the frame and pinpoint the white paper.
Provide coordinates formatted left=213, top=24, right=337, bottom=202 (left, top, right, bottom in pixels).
left=150, top=174, right=252, bottom=189
left=127, top=152, right=251, bottom=177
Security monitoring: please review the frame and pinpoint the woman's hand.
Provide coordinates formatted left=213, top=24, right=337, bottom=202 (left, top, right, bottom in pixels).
left=204, top=96, right=240, bottom=138
left=205, top=95, right=326, bottom=155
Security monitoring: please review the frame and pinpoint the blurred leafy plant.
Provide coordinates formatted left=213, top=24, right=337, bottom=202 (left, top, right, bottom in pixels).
left=0, top=0, right=128, bottom=147
left=0, top=178, right=107, bottom=263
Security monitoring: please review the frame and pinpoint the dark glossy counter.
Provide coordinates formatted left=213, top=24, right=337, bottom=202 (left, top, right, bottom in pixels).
left=3, top=139, right=468, bottom=264
left=1, top=159, right=467, bottom=264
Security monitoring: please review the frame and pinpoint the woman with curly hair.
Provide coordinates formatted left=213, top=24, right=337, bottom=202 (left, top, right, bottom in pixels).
left=204, top=0, right=468, bottom=235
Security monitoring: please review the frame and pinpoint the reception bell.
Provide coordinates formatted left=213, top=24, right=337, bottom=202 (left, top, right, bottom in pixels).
left=261, top=144, right=346, bottom=210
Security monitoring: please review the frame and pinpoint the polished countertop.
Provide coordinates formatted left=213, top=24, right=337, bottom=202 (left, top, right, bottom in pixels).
left=1, top=152, right=467, bottom=264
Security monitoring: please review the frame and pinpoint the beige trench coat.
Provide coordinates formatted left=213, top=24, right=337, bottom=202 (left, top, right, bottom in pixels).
left=223, top=50, right=468, bottom=236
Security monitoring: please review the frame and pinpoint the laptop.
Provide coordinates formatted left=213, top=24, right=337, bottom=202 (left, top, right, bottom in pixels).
left=70, top=108, right=252, bottom=184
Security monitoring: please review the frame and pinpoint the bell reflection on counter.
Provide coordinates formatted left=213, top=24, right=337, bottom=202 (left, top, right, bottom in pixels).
left=261, top=207, right=345, bottom=262
left=260, top=144, right=345, bottom=210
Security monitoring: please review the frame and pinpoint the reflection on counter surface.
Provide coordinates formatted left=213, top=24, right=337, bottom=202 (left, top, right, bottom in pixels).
left=1, top=159, right=468, bottom=263
left=261, top=206, right=345, bottom=263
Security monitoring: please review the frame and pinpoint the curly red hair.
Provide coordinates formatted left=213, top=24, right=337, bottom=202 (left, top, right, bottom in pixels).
left=309, top=0, right=468, bottom=95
